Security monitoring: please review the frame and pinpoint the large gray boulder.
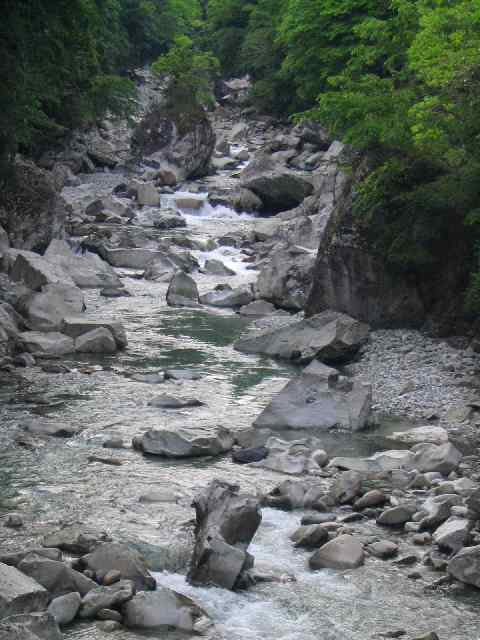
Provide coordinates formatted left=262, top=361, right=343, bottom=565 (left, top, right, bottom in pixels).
left=18, top=284, right=85, bottom=331
left=104, top=248, right=168, bottom=270
left=166, top=272, right=199, bottom=307
left=44, top=240, right=121, bottom=289
left=0, top=612, right=62, bottom=640
left=291, top=524, right=329, bottom=549
left=254, top=363, right=371, bottom=431
left=413, top=442, right=463, bottom=475
left=61, top=316, right=127, bottom=349
left=79, top=580, right=135, bottom=619
left=309, top=534, right=365, bottom=571
left=74, top=328, right=117, bottom=354
left=255, top=245, right=316, bottom=311
left=123, top=588, right=211, bottom=632
left=10, top=251, right=74, bottom=291
left=328, top=450, right=416, bottom=474
left=18, top=331, right=74, bottom=356
left=235, top=310, right=369, bottom=364
left=47, top=592, right=81, bottom=626
left=242, top=167, right=313, bottom=214
left=252, top=436, right=328, bottom=474
left=139, top=426, right=234, bottom=458
left=433, top=518, right=472, bottom=554
left=80, top=543, right=155, bottom=593
left=448, top=545, right=480, bottom=588
left=0, top=563, right=48, bottom=620
left=187, top=480, right=262, bottom=590
left=17, top=556, right=97, bottom=598
left=42, top=526, right=110, bottom=555
left=200, top=285, right=253, bottom=308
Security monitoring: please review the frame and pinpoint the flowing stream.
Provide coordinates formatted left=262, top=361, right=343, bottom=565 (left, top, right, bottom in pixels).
left=1, top=168, right=480, bottom=640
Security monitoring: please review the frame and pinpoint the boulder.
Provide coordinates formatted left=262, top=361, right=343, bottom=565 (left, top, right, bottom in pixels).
left=235, top=310, right=369, bottom=364
left=309, top=534, right=364, bottom=571
left=367, top=540, right=399, bottom=559
left=75, top=328, right=118, bottom=354
left=79, top=580, right=135, bottom=619
left=0, top=612, right=62, bottom=640
left=47, top=592, right=81, bottom=626
left=200, top=285, right=253, bottom=308
left=187, top=480, right=262, bottom=590
left=148, top=394, right=204, bottom=409
left=44, top=240, right=121, bottom=289
left=328, top=450, right=416, bottom=474
left=203, top=259, right=235, bottom=276
left=0, top=563, right=48, bottom=619
left=18, top=332, right=74, bottom=356
left=232, top=446, right=269, bottom=464
left=328, top=471, right=363, bottom=505
left=448, top=545, right=480, bottom=588
left=104, top=248, right=168, bottom=270
left=17, top=556, right=97, bottom=598
left=174, top=196, right=205, bottom=210
left=413, top=443, right=463, bottom=475
left=243, top=171, right=313, bottom=214
left=80, top=543, right=155, bottom=593
left=389, top=426, right=449, bottom=446
left=166, top=272, right=199, bottom=307
left=377, top=505, right=416, bottom=527
left=136, top=183, right=160, bottom=207
left=0, top=549, right=61, bottom=569
left=10, top=252, right=74, bottom=291
left=265, top=479, right=308, bottom=510
left=254, top=364, right=371, bottom=431
left=143, top=254, right=179, bottom=282
left=229, top=188, right=262, bottom=213
left=20, top=419, right=78, bottom=438
left=251, top=436, right=327, bottom=474
left=433, top=518, right=472, bottom=554
left=418, top=494, right=462, bottom=530
left=42, top=526, right=111, bottom=555
left=123, top=588, right=211, bottom=632
left=153, top=210, right=186, bottom=230
left=61, top=317, right=127, bottom=349
left=354, top=490, right=387, bottom=510
left=290, top=525, right=329, bottom=549
left=139, top=426, right=234, bottom=458
left=18, top=284, right=85, bottom=331
left=239, top=300, right=276, bottom=317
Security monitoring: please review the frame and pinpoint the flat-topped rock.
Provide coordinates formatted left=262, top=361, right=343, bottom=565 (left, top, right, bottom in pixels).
left=104, top=248, right=168, bottom=270
left=80, top=543, right=155, bottom=593
left=10, top=251, right=75, bottom=291
left=18, top=332, right=75, bottom=356
left=61, top=317, right=127, bottom=349
left=138, top=426, right=234, bottom=458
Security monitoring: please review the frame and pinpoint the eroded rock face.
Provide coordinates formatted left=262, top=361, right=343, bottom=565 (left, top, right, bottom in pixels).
left=187, top=480, right=262, bottom=590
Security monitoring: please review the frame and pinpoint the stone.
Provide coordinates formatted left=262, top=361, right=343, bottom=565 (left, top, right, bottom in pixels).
left=17, top=556, right=97, bottom=598
left=200, top=285, right=254, bottom=308
left=153, top=210, right=186, bottom=230
left=0, top=549, right=62, bottom=568
left=104, top=248, right=169, bottom=270
left=147, top=394, right=204, bottom=409
left=235, top=310, right=369, bottom=364
left=433, top=518, right=472, bottom=554
left=418, top=495, right=462, bottom=530
left=42, top=526, right=110, bottom=555
left=164, top=369, right=202, bottom=381
left=243, top=170, right=314, bottom=214
left=413, top=442, right=463, bottom=475
left=166, top=272, right=199, bottom=307
left=377, top=505, right=416, bottom=527
left=254, top=364, right=371, bottom=431
left=328, top=450, right=415, bottom=474
left=367, top=540, right=399, bottom=559
left=4, top=514, right=24, bottom=529
left=136, top=183, right=160, bottom=206
left=232, top=446, right=269, bottom=464
left=0, top=612, right=62, bottom=640
left=203, top=259, right=235, bottom=276
left=47, top=592, right=81, bottom=626
left=102, top=571, right=121, bottom=586
left=265, top=479, right=308, bottom=510
left=20, top=419, right=78, bottom=438
left=251, top=437, right=326, bottom=475
left=448, top=545, right=480, bottom=588
left=79, top=580, right=135, bottom=619
left=187, top=480, right=262, bottom=590
left=18, top=332, right=74, bottom=356
left=75, top=328, right=117, bottom=354
left=301, top=513, right=337, bottom=525
left=0, top=563, right=48, bottom=619
left=329, top=471, right=363, bottom=505
left=354, top=490, right=387, bottom=510
left=44, top=240, right=121, bottom=289
left=389, top=426, right=449, bottom=446
left=61, top=317, right=127, bottom=349
left=309, top=534, right=364, bottom=571
left=10, top=251, right=74, bottom=291
left=96, top=609, right=122, bottom=622
left=97, top=620, right=122, bottom=632
left=139, top=426, right=234, bottom=458
left=80, top=543, right=155, bottom=593
left=123, top=588, right=211, bottom=632
left=18, top=284, right=85, bottom=331
left=290, top=525, right=329, bottom=549
left=239, top=300, right=276, bottom=317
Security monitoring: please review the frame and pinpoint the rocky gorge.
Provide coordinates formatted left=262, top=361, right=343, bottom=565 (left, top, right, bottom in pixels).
left=0, top=72, right=480, bottom=640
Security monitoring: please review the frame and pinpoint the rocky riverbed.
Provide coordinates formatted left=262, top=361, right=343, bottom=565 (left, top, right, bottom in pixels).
left=1, top=74, right=480, bottom=640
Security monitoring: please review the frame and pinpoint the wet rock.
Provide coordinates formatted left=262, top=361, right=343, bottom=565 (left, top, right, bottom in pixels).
left=254, top=362, right=371, bottom=431
left=232, top=446, right=269, bottom=464
left=389, top=426, right=449, bottom=446
left=242, top=169, right=313, bottom=214
left=0, top=563, right=49, bottom=619
left=80, top=543, right=155, bottom=593
left=97, top=608, right=122, bottom=622
left=74, top=328, right=117, bottom=354
left=166, top=272, right=199, bottom=307
left=17, top=556, right=97, bottom=598
left=42, top=526, right=111, bottom=555
left=61, top=317, right=127, bottom=349
left=47, top=592, right=81, bottom=626
left=229, top=188, right=262, bottom=213
left=448, top=545, right=480, bottom=588
left=4, top=514, right=24, bottom=529
left=418, top=494, right=462, bottom=530
left=138, top=489, right=182, bottom=504
left=309, top=534, right=364, bottom=571
left=147, top=394, right=204, bottom=409
left=377, top=505, right=417, bottom=527
left=200, top=285, right=254, bottom=308
left=433, top=518, right=472, bottom=553
left=239, top=300, right=276, bottom=317
left=100, top=286, right=131, bottom=298
left=203, top=259, right=235, bottom=276
left=354, top=490, right=387, bottom=510
left=187, top=479, right=262, bottom=590
left=329, top=471, right=363, bottom=505
left=367, top=540, right=399, bottom=559
left=104, top=248, right=168, bottom=270
left=20, top=419, right=78, bottom=439
left=251, top=437, right=326, bottom=474
left=328, top=450, right=415, bottom=474
left=301, top=513, right=337, bottom=525
left=235, top=310, right=369, bottom=364
left=79, top=580, right=135, bottom=619
left=164, top=369, right=202, bottom=381
left=0, top=612, right=62, bottom=640
left=44, top=240, right=121, bottom=289
left=265, top=479, right=308, bottom=510
left=135, top=182, right=160, bottom=206
left=10, top=251, right=74, bottom=291
left=413, top=442, right=463, bottom=475
left=139, top=426, right=234, bottom=458
left=18, top=331, right=75, bottom=356
left=0, top=549, right=62, bottom=568
left=174, top=195, right=205, bottom=210
left=290, top=524, right=329, bottom=549
left=153, top=210, right=186, bottom=230
left=123, top=588, right=211, bottom=632
left=18, top=284, right=85, bottom=332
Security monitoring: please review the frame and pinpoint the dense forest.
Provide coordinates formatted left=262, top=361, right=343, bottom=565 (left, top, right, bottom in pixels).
left=2, top=0, right=480, bottom=309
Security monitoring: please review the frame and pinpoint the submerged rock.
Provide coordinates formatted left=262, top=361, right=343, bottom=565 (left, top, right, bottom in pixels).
left=187, top=480, right=262, bottom=590
left=148, top=394, right=204, bottom=409
left=203, top=259, right=235, bottom=276
left=138, top=426, right=234, bottom=458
